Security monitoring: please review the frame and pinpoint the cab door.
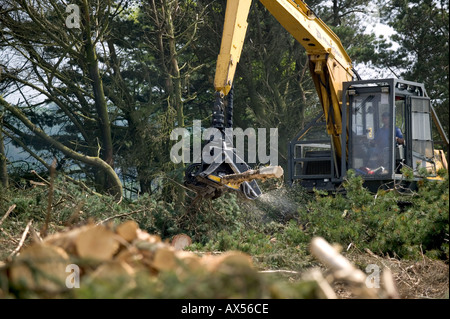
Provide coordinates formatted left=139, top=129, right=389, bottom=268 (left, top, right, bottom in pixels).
left=349, top=90, right=394, bottom=177
left=407, top=96, right=436, bottom=175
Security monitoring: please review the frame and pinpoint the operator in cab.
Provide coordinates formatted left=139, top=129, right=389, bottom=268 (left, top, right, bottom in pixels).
left=374, top=112, right=404, bottom=148
left=366, top=111, right=404, bottom=171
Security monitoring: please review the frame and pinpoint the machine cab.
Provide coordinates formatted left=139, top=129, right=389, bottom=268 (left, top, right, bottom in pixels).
left=342, top=79, right=437, bottom=186
left=287, top=78, right=446, bottom=192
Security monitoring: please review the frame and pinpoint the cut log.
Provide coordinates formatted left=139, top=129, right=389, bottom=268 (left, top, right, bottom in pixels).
left=88, top=260, right=138, bottom=291
left=171, top=234, right=192, bottom=251
left=115, top=247, right=140, bottom=262
left=173, top=251, right=203, bottom=279
left=43, top=224, right=95, bottom=255
left=201, top=251, right=253, bottom=272
left=152, top=246, right=176, bottom=272
left=114, top=248, right=149, bottom=274
left=116, top=220, right=139, bottom=242
left=9, top=243, right=69, bottom=292
left=175, top=251, right=202, bottom=272
left=90, top=260, right=135, bottom=280
left=75, top=225, right=119, bottom=261
left=135, top=229, right=161, bottom=244
left=221, top=166, right=284, bottom=184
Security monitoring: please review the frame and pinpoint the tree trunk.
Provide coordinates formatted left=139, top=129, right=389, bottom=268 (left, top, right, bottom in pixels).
left=332, top=0, right=340, bottom=26
left=0, top=116, right=9, bottom=188
left=81, top=0, right=116, bottom=194
left=150, top=0, right=186, bottom=205
left=162, top=0, right=185, bottom=206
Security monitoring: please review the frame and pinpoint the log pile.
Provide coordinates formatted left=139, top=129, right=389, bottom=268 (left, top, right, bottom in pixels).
left=0, top=220, right=399, bottom=298
left=1, top=220, right=255, bottom=295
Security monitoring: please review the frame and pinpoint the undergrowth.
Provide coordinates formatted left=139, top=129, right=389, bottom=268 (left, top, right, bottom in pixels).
left=0, top=169, right=448, bottom=268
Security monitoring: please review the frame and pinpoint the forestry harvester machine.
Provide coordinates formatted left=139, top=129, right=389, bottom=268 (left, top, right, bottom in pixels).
left=184, top=0, right=449, bottom=202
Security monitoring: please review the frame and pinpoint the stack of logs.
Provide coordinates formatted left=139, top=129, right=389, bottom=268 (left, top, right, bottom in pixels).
left=1, top=220, right=399, bottom=298
left=2, top=220, right=254, bottom=294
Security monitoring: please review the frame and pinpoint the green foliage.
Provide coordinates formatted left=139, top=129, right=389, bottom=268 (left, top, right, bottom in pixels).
left=1, top=166, right=448, bottom=267
left=300, top=170, right=449, bottom=261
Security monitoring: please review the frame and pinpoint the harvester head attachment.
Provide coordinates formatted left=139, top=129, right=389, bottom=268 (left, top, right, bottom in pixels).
left=184, top=139, right=264, bottom=200
left=184, top=90, right=283, bottom=201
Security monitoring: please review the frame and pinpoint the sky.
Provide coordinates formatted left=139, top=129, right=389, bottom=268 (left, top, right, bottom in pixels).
left=353, top=1, right=401, bottom=80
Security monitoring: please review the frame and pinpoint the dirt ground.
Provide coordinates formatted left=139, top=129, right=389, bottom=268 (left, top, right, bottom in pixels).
left=260, top=250, right=448, bottom=299
left=334, top=250, right=449, bottom=299
left=248, top=189, right=449, bottom=299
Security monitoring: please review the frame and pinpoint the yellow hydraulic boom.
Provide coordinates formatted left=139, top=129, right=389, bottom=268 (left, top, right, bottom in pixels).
left=214, top=0, right=354, bottom=160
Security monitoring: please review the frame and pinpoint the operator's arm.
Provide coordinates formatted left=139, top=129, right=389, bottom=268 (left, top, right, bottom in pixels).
left=395, top=128, right=404, bottom=145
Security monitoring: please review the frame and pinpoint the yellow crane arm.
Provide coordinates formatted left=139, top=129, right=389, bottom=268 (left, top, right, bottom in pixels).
left=214, top=0, right=355, bottom=158
left=214, top=0, right=252, bottom=96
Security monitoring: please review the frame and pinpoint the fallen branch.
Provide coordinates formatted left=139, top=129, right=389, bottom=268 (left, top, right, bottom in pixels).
left=30, top=170, right=50, bottom=185
left=8, top=220, right=33, bottom=259
left=258, top=269, right=301, bottom=275
left=28, top=180, right=47, bottom=187
left=30, top=226, right=43, bottom=244
left=0, top=227, right=19, bottom=244
left=310, top=237, right=378, bottom=298
left=64, top=201, right=84, bottom=227
left=62, top=175, right=103, bottom=197
left=305, top=268, right=338, bottom=299
left=40, top=159, right=56, bottom=238
left=0, top=204, right=16, bottom=228
left=310, top=237, right=367, bottom=284
left=382, top=268, right=400, bottom=299
left=97, top=209, right=145, bottom=226
left=365, top=248, right=390, bottom=270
